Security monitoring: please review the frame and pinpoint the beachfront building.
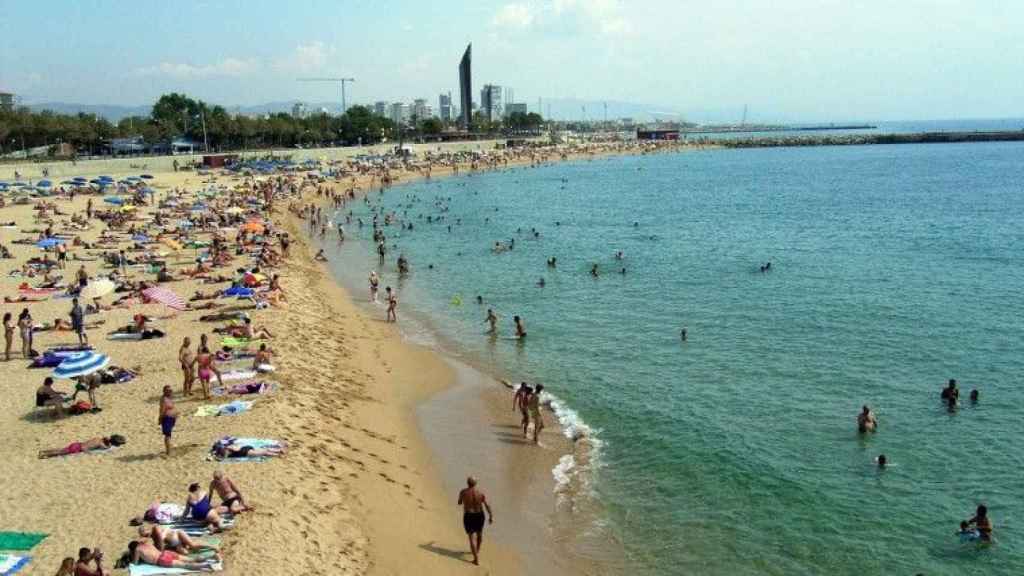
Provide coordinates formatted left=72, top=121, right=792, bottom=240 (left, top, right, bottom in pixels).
left=458, top=44, right=472, bottom=130
left=504, top=102, right=527, bottom=117
left=412, top=98, right=432, bottom=120
left=481, top=84, right=502, bottom=122
left=0, top=91, right=13, bottom=112
left=292, top=102, right=307, bottom=119
left=389, top=102, right=409, bottom=126
left=439, top=93, right=452, bottom=122
left=373, top=101, right=388, bottom=117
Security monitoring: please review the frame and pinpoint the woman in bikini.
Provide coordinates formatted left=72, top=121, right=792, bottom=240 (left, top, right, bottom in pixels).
left=3, top=312, right=13, bottom=361
left=192, top=345, right=223, bottom=399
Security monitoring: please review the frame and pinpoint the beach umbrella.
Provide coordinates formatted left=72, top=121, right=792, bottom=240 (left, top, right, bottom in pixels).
left=73, top=177, right=88, bottom=182
left=36, top=237, right=65, bottom=248
left=126, top=176, right=141, bottom=182
left=37, top=180, right=53, bottom=188
left=132, top=234, right=150, bottom=243
left=80, top=278, right=115, bottom=300
left=140, top=174, right=154, bottom=180
left=103, top=196, right=124, bottom=205
left=53, top=351, right=110, bottom=379
left=222, top=286, right=254, bottom=298
left=98, top=175, right=114, bottom=181
left=142, top=286, right=187, bottom=311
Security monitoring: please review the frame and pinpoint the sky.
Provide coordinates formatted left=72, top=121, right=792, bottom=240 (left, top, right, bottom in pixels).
left=1, top=0, right=1022, bottom=122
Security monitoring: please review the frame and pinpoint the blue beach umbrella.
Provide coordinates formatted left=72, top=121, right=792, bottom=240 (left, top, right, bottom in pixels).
left=37, top=179, right=52, bottom=188
left=73, top=176, right=88, bottom=182
left=53, top=351, right=110, bottom=379
left=140, top=174, right=154, bottom=180
left=36, top=237, right=65, bottom=248
left=98, top=175, right=114, bottom=181
left=103, top=196, right=124, bottom=205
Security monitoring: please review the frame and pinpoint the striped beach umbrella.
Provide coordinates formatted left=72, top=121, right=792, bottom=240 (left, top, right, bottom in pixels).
left=142, top=286, right=187, bottom=311
left=53, top=351, right=110, bottom=379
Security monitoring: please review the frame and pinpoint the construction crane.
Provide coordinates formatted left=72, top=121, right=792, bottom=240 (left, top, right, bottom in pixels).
left=296, top=77, right=356, bottom=114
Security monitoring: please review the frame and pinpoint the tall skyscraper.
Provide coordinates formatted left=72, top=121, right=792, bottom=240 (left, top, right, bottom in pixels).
left=373, top=101, right=388, bottom=117
left=412, top=98, right=429, bottom=120
left=480, top=84, right=502, bottom=122
left=439, top=93, right=452, bottom=122
left=458, top=44, right=472, bottom=130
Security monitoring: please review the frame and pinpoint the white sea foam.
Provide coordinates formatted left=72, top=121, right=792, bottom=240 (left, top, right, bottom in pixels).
left=542, top=390, right=604, bottom=500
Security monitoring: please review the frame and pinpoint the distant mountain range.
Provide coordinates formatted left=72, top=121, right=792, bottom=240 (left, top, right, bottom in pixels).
left=27, top=98, right=746, bottom=124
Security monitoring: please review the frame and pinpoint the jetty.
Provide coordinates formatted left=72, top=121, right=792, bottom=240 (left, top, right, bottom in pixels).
left=696, top=130, right=1024, bottom=149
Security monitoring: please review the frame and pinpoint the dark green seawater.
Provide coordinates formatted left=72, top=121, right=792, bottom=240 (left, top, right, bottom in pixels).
left=328, top=141, right=1024, bottom=575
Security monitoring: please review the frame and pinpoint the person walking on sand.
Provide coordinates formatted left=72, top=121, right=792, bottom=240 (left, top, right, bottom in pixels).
left=18, top=308, right=33, bottom=358
left=458, top=476, right=493, bottom=566
left=179, top=337, right=195, bottom=396
left=159, top=385, right=178, bottom=457
left=514, top=383, right=531, bottom=438
left=529, top=384, right=545, bottom=443
left=70, top=297, right=87, bottom=345
left=3, top=312, right=14, bottom=361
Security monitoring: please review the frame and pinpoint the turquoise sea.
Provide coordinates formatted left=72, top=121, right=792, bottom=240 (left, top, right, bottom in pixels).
left=327, top=140, right=1024, bottom=575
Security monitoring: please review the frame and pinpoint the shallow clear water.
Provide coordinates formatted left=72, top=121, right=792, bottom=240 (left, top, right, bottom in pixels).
left=328, top=141, right=1024, bottom=575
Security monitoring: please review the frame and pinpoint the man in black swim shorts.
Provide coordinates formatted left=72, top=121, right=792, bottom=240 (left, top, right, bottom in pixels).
left=457, top=476, right=493, bottom=566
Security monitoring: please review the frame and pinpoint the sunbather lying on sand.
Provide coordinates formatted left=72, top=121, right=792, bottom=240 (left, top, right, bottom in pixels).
left=211, top=440, right=285, bottom=460
left=127, top=539, right=219, bottom=571
left=138, top=525, right=219, bottom=554
left=38, top=434, right=125, bottom=458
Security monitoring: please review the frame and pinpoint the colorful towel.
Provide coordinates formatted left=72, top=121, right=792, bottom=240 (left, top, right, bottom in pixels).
left=211, top=382, right=276, bottom=397
left=220, top=337, right=251, bottom=348
left=209, top=437, right=282, bottom=462
left=0, top=532, right=46, bottom=551
left=0, top=554, right=30, bottom=576
left=194, top=400, right=252, bottom=417
left=128, top=560, right=222, bottom=575
left=220, top=370, right=257, bottom=382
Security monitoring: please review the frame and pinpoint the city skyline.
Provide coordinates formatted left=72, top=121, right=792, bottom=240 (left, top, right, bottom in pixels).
left=2, top=1, right=1023, bottom=122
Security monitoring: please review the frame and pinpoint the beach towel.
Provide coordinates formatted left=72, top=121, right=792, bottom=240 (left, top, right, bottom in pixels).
left=167, top=517, right=235, bottom=536
left=219, top=337, right=251, bottom=348
left=211, top=382, right=276, bottom=397
left=0, top=532, right=46, bottom=551
left=209, top=437, right=283, bottom=462
left=194, top=401, right=252, bottom=417
left=220, top=370, right=257, bottom=382
left=0, top=554, right=30, bottom=576
left=128, top=560, right=222, bottom=576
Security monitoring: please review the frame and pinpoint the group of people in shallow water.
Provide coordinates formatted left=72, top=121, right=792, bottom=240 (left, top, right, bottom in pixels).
left=859, top=378, right=990, bottom=542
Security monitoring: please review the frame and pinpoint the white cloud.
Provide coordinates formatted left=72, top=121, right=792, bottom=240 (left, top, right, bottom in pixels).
left=134, top=57, right=259, bottom=79
left=272, top=41, right=334, bottom=74
left=492, top=3, right=536, bottom=30
left=490, top=0, right=632, bottom=38
left=554, top=0, right=632, bottom=37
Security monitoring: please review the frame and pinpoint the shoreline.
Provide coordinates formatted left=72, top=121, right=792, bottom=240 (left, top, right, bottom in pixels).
left=302, top=152, right=659, bottom=575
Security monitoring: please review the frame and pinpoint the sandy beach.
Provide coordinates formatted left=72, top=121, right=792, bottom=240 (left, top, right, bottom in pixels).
left=0, top=139, right=690, bottom=575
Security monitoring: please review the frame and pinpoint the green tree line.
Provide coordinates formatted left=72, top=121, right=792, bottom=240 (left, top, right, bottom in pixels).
left=1, top=93, right=546, bottom=157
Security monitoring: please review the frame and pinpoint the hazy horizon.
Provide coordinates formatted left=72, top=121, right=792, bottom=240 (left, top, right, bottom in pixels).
left=2, top=0, right=1022, bottom=123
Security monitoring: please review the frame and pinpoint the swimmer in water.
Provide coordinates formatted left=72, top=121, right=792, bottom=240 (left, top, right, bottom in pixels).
left=590, top=264, right=599, bottom=278
left=537, top=277, right=545, bottom=287
left=876, top=454, right=887, bottom=468
left=615, top=251, right=623, bottom=260
left=970, top=389, right=979, bottom=403
left=857, top=405, right=877, bottom=433
left=484, top=309, right=498, bottom=334
left=680, top=327, right=687, bottom=342
left=547, top=257, right=557, bottom=268
left=514, top=316, right=526, bottom=339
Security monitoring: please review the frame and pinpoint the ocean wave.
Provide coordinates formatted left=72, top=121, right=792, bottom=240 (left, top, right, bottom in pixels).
left=542, top=391, right=603, bottom=501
